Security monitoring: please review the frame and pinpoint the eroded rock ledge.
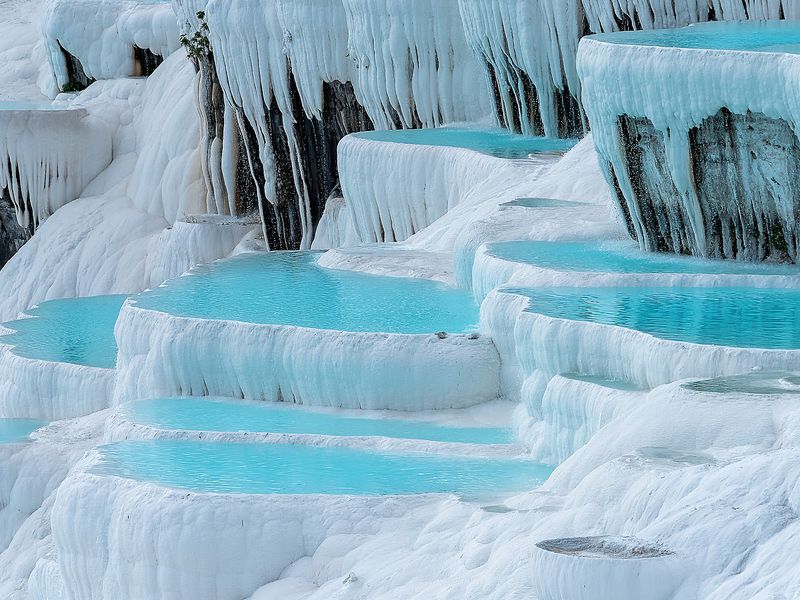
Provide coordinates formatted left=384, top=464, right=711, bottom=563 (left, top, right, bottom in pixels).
left=579, top=22, right=800, bottom=262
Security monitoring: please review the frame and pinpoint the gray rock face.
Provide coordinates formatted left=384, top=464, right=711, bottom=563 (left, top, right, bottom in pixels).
left=197, top=51, right=373, bottom=250
left=0, top=191, right=32, bottom=268
left=133, top=46, right=164, bottom=77
left=610, top=109, right=800, bottom=262
left=58, top=43, right=94, bottom=91
left=691, top=109, right=800, bottom=262
left=247, top=75, right=373, bottom=250
left=482, top=56, right=585, bottom=139
left=615, top=115, right=693, bottom=254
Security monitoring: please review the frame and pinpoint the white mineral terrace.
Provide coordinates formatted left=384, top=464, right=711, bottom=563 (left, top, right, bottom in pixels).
left=0, top=103, right=112, bottom=229
left=322, top=129, right=569, bottom=247
left=112, top=302, right=502, bottom=411
left=578, top=20, right=800, bottom=259
left=1, top=1, right=800, bottom=599
left=42, top=0, right=179, bottom=87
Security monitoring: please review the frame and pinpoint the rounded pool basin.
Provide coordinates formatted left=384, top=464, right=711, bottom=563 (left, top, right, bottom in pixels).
left=515, top=286, right=800, bottom=349
left=94, top=440, right=553, bottom=496
left=1, top=295, right=128, bottom=368
left=133, top=252, right=480, bottom=334
left=127, top=398, right=512, bottom=445
left=353, top=127, right=576, bottom=159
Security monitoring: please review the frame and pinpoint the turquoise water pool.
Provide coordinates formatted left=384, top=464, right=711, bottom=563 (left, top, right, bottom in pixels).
left=1, top=295, right=128, bottom=368
left=134, top=252, right=479, bottom=334
left=489, top=240, right=800, bottom=275
left=353, top=128, right=576, bottom=159
left=683, top=372, right=800, bottom=395
left=561, top=373, right=646, bottom=392
left=95, top=441, right=552, bottom=495
left=500, top=198, right=583, bottom=209
left=0, top=102, right=61, bottom=111
left=0, top=419, right=45, bottom=443
left=515, top=287, right=800, bottom=349
left=592, top=21, right=800, bottom=53
left=127, top=398, right=511, bottom=444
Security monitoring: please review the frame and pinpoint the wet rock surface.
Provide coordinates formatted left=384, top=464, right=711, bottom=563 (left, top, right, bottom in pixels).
left=611, top=109, right=800, bottom=262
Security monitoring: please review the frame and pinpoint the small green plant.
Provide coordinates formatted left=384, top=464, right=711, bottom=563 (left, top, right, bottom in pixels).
left=59, top=81, right=85, bottom=93
left=180, top=11, right=211, bottom=63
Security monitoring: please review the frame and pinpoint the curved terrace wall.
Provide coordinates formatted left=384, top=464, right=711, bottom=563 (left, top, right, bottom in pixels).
left=579, top=22, right=800, bottom=262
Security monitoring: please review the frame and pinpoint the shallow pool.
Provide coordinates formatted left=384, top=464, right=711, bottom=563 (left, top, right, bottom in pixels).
left=353, top=128, right=576, bottom=159
left=591, top=21, right=800, bottom=54
left=0, top=419, right=45, bottom=443
left=560, top=373, right=646, bottom=392
left=489, top=240, right=800, bottom=275
left=1, top=295, right=128, bottom=368
left=95, top=440, right=553, bottom=495
left=683, top=372, right=800, bottom=395
left=515, top=287, right=800, bottom=349
left=500, top=198, right=583, bottom=209
left=134, top=252, right=479, bottom=334
left=127, top=398, right=512, bottom=444
left=0, top=101, right=61, bottom=111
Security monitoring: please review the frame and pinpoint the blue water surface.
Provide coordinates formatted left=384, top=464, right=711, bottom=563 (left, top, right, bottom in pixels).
left=0, top=419, right=45, bottom=443
left=95, top=440, right=553, bottom=495
left=489, top=240, right=800, bottom=275
left=592, top=20, right=800, bottom=53
left=1, top=295, right=128, bottom=368
left=560, top=373, right=646, bottom=392
left=353, top=128, right=576, bottom=159
left=128, top=398, right=512, bottom=444
left=134, top=252, right=479, bottom=334
left=683, top=372, right=800, bottom=395
left=500, top=198, right=584, bottom=209
left=0, top=102, right=61, bottom=111
left=515, top=286, right=800, bottom=349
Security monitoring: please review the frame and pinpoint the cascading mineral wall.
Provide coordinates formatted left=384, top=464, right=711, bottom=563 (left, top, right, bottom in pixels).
left=344, top=0, right=491, bottom=130
left=334, top=134, right=521, bottom=245
left=581, top=0, right=800, bottom=31
left=458, top=0, right=800, bottom=141
left=458, top=0, right=587, bottom=138
left=42, top=0, right=179, bottom=91
left=173, top=0, right=491, bottom=250
left=0, top=106, right=113, bottom=254
left=170, top=0, right=800, bottom=253
left=579, top=23, right=800, bottom=261
left=36, top=0, right=800, bottom=257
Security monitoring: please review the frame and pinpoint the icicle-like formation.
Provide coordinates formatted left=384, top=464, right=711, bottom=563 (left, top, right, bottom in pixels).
left=178, top=0, right=490, bottom=249
left=192, top=0, right=353, bottom=124
left=0, top=106, right=112, bottom=231
left=332, top=133, right=521, bottom=245
left=343, top=0, right=491, bottom=129
left=0, top=54, right=237, bottom=321
left=458, top=0, right=586, bottom=138
left=278, top=0, right=353, bottom=119
left=171, top=0, right=800, bottom=252
left=579, top=22, right=800, bottom=261
left=42, top=0, right=179, bottom=89
left=459, top=0, right=799, bottom=140
left=202, top=0, right=306, bottom=248
left=582, top=0, right=799, bottom=32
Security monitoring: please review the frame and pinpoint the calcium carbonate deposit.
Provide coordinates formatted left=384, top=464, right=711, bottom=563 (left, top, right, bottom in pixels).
left=0, top=1, right=799, bottom=599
